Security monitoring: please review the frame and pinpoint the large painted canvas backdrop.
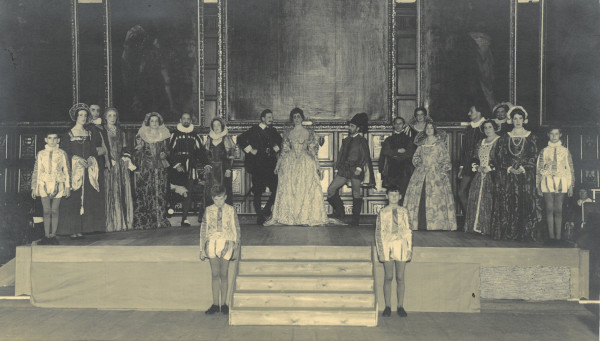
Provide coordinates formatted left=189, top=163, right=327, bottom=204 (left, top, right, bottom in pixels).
left=227, top=0, right=389, bottom=122
left=110, top=0, right=198, bottom=122
left=421, top=0, right=510, bottom=121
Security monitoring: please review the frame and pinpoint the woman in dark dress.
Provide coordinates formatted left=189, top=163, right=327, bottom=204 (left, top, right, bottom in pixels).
left=492, top=106, right=543, bottom=241
left=58, top=103, right=105, bottom=238
left=204, top=118, right=236, bottom=206
left=133, top=112, right=172, bottom=229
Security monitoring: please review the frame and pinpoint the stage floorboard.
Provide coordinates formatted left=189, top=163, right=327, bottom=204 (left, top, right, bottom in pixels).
left=53, top=224, right=571, bottom=248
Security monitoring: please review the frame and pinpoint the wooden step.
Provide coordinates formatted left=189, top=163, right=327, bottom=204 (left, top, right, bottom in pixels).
left=238, top=260, right=372, bottom=276
left=241, top=246, right=371, bottom=261
left=229, top=307, right=377, bottom=326
left=233, top=291, right=375, bottom=309
left=235, top=276, right=374, bottom=291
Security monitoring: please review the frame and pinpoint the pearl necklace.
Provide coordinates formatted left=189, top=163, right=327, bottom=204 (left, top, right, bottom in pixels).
left=508, top=136, right=525, bottom=156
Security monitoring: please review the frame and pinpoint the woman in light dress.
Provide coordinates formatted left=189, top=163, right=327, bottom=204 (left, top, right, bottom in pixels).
left=264, top=108, right=340, bottom=226
left=404, top=122, right=457, bottom=231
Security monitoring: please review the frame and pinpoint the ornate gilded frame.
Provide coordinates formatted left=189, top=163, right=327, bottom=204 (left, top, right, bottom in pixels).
left=216, top=0, right=397, bottom=127
left=416, top=0, right=544, bottom=123
left=72, top=0, right=206, bottom=124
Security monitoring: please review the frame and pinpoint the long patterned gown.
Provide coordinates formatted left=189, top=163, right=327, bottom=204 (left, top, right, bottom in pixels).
left=464, top=136, right=501, bottom=235
left=492, top=131, right=542, bottom=241
left=133, top=136, right=171, bottom=229
left=264, top=127, right=332, bottom=226
left=105, top=126, right=134, bottom=231
left=404, top=134, right=457, bottom=231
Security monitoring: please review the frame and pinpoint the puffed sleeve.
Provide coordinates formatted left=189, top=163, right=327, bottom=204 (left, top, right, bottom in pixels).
left=438, top=139, right=452, bottom=172
left=536, top=148, right=545, bottom=192
left=61, top=149, right=71, bottom=189
left=567, top=150, right=574, bottom=192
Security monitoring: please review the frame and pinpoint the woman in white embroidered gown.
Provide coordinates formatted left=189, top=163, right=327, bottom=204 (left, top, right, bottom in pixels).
left=264, top=108, right=338, bottom=226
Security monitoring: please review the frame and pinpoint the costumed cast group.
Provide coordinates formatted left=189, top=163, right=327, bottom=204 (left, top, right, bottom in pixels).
left=31, top=102, right=574, bottom=317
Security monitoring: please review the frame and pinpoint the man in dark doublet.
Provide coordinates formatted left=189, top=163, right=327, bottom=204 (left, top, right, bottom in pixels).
left=237, top=109, right=282, bottom=225
left=327, top=113, right=375, bottom=227
left=380, top=117, right=415, bottom=199
left=168, top=112, right=208, bottom=226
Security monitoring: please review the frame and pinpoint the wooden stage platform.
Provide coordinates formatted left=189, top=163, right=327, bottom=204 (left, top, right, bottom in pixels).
left=43, top=222, right=566, bottom=248
left=13, top=223, right=590, bottom=326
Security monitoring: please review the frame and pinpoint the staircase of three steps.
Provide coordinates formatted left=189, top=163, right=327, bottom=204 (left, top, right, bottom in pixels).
left=230, top=245, right=378, bottom=326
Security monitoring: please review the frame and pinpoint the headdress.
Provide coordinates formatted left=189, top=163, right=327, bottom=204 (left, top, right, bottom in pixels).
left=506, top=106, right=529, bottom=124
left=492, top=101, right=513, bottom=115
left=69, top=103, right=90, bottom=122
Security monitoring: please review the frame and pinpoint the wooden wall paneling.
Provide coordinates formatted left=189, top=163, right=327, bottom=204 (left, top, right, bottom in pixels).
left=582, top=135, right=598, bottom=161
left=18, top=135, right=37, bottom=160
left=231, top=168, right=244, bottom=195
left=369, top=132, right=391, bottom=161
left=18, top=168, right=33, bottom=193
left=317, top=133, right=334, bottom=161
left=368, top=199, right=387, bottom=215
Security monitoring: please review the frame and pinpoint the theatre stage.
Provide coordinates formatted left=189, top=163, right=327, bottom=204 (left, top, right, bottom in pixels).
left=14, top=221, right=589, bottom=325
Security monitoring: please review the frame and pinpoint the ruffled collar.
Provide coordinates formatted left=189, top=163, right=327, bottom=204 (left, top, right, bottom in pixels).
left=470, top=117, right=486, bottom=128
left=209, top=127, right=228, bottom=140
left=177, top=123, right=194, bottom=133
left=548, top=141, right=562, bottom=148
left=137, top=124, right=171, bottom=144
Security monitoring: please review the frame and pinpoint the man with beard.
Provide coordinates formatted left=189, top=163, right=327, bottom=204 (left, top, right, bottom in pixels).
left=492, top=102, right=512, bottom=135
left=237, top=109, right=282, bottom=225
left=380, top=117, right=415, bottom=200
left=168, top=112, right=208, bottom=226
left=327, top=113, right=375, bottom=227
